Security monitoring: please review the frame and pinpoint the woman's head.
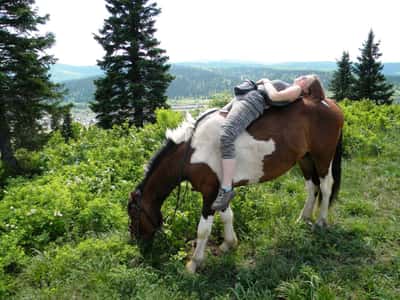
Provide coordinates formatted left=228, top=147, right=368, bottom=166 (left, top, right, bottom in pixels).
left=294, top=74, right=325, bottom=100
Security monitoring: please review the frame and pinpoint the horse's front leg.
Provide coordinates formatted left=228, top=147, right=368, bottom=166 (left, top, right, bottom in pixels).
left=219, top=205, right=238, bottom=252
left=186, top=212, right=214, bottom=273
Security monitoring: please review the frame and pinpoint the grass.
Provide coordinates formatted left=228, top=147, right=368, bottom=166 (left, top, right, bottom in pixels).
left=3, top=103, right=400, bottom=299
left=7, top=151, right=399, bottom=299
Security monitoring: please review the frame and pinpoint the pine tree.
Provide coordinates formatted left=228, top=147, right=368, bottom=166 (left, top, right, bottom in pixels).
left=353, top=30, right=394, bottom=104
left=329, top=51, right=356, bottom=101
left=91, top=0, right=174, bottom=128
left=0, top=0, right=63, bottom=172
left=61, top=104, right=74, bottom=143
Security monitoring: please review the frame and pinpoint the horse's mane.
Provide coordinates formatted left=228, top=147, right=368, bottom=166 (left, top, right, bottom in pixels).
left=136, top=110, right=218, bottom=192
left=137, top=139, right=177, bottom=192
left=165, top=112, right=195, bottom=144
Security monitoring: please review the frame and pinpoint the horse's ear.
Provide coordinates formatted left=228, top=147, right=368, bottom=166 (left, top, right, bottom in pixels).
left=308, top=77, right=325, bottom=100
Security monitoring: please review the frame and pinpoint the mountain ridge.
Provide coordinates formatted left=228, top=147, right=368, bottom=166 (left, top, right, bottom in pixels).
left=52, top=61, right=400, bottom=82
left=55, top=61, right=400, bottom=103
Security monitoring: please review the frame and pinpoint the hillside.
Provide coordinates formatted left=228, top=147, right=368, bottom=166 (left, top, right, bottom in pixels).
left=58, top=62, right=400, bottom=104
left=0, top=102, right=399, bottom=298
left=62, top=64, right=334, bottom=103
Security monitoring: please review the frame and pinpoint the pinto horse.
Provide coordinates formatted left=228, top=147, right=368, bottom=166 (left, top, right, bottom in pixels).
left=128, top=97, right=344, bottom=273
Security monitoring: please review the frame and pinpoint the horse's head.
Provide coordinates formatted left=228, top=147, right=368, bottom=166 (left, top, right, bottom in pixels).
left=128, top=189, right=162, bottom=240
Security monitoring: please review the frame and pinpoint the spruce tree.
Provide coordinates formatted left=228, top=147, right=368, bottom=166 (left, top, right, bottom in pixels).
left=329, top=51, right=356, bottom=101
left=0, top=0, right=63, bottom=172
left=91, top=0, right=174, bottom=128
left=353, top=30, right=394, bottom=104
left=61, top=104, right=74, bottom=142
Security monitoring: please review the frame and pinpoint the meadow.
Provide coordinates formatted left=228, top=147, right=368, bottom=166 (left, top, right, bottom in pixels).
left=0, top=100, right=399, bottom=299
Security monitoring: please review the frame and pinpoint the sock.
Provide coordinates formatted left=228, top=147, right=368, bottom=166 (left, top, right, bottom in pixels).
left=221, top=185, right=232, bottom=192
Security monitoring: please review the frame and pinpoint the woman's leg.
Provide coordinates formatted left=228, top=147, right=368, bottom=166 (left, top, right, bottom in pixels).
left=212, top=100, right=261, bottom=211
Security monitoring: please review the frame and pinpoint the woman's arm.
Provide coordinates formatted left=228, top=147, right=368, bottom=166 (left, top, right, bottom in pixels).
left=220, top=99, right=234, bottom=112
left=260, top=79, right=302, bottom=102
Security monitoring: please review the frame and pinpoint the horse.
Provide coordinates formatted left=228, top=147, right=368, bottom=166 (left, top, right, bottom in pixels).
left=128, top=97, right=344, bottom=273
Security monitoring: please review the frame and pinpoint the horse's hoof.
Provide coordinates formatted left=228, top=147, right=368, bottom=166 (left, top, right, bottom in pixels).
left=297, top=215, right=313, bottom=226
left=186, top=260, right=197, bottom=273
left=314, top=218, right=328, bottom=229
left=219, top=241, right=236, bottom=252
left=220, top=234, right=238, bottom=253
left=219, top=242, right=229, bottom=253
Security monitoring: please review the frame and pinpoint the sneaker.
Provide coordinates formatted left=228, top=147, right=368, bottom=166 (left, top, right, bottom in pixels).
left=211, top=188, right=235, bottom=211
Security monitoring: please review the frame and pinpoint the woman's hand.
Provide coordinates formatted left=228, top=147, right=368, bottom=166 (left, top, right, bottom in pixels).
left=256, top=78, right=270, bottom=85
left=219, top=109, right=229, bottom=117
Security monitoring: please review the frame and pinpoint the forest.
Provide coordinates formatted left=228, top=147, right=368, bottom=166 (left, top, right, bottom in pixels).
left=59, top=62, right=400, bottom=103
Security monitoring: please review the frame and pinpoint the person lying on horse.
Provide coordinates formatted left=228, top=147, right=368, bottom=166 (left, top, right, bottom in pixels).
left=212, top=75, right=326, bottom=211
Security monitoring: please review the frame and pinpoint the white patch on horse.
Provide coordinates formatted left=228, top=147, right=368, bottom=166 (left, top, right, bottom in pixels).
left=300, top=180, right=318, bottom=219
left=219, top=206, right=238, bottom=252
left=187, top=215, right=214, bottom=273
left=190, top=113, right=275, bottom=184
left=316, top=162, right=334, bottom=226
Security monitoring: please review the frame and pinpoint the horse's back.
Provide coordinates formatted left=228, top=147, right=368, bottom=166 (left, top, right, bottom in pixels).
left=187, top=98, right=343, bottom=185
left=247, top=98, right=343, bottom=181
left=249, top=98, right=343, bottom=150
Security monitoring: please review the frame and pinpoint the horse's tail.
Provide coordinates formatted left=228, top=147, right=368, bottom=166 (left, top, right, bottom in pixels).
left=329, top=130, right=342, bottom=206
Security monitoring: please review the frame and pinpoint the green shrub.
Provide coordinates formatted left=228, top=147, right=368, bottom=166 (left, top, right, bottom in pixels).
left=207, top=91, right=232, bottom=108
left=340, top=100, right=400, bottom=157
left=0, top=231, right=27, bottom=297
left=155, top=108, right=183, bottom=131
left=14, top=148, right=44, bottom=175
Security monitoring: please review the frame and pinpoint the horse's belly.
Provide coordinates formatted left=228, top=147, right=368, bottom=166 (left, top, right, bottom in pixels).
left=190, top=114, right=276, bottom=184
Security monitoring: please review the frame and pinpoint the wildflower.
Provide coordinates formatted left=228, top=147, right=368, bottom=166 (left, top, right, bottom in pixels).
left=27, top=208, right=37, bottom=216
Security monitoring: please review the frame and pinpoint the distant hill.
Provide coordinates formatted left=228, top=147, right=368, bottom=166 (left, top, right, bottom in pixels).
left=267, top=61, right=337, bottom=71
left=177, top=60, right=400, bottom=75
left=268, top=61, right=400, bottom=76
left=63, top=76, right=97, bottom=103
left=60, top=64, right=333, bottom=102
left=53, top=61, right=400, bottom=103
left=50, top=64, right=102, bottom=82
left=168, top=64, right=333, bottom=98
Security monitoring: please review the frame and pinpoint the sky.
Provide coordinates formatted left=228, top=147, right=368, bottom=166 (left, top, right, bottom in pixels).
left=35, top=0, right=400, bottom=66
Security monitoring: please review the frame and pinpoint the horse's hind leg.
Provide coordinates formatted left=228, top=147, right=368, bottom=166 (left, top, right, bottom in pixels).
left=316, top=161, right=334, bottom=227
left=219, top=205, right=238, bottom=252
left=297, top=154, right=320, bottom=223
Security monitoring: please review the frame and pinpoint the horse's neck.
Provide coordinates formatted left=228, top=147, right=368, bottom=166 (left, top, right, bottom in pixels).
left=142, top=145, right=184, bottom=210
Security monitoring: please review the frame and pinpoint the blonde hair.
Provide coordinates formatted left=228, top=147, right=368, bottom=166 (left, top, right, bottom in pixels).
left=304, top=75, right=325, bottom=101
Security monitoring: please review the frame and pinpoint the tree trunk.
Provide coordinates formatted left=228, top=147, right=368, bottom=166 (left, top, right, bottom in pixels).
left=0, top=111, right=19, bottom=173
left=134, top=107, right=144, bottom=127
